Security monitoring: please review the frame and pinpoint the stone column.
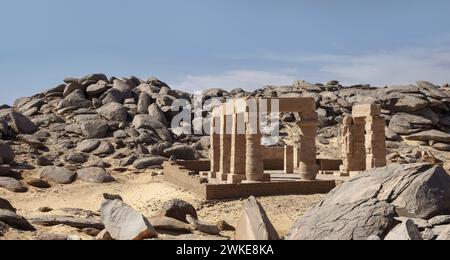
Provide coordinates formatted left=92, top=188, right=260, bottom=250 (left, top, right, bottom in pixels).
left=209, top=115, right=220, bottom=177
left=219, top=113, right=232, bottom=179
left=245, top=110, right=265, bottom=182
left=293, top=146, right=300, bottom=172
left=365, top=116, right=387, bottom=169
left=284, top=146, right=294, bottom=174
left=352, top=117, right=368, bottom=172
left=228, top=112, right=247, bottom=183
left=340, top=116, right=354, bottom=174
left=298, top=113, right=319, bottom=181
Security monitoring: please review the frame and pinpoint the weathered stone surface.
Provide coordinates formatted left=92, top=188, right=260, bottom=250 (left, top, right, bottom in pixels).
left=132, top=114, right=172, bottom=142
left=0, top=198, right=16, bottom=212
left=0, top=141, right=14, bottom=164
left=0, top=209, right=35, bottom=230
left=64, top=152, right=88, bottom=164
left=432, top=143, right=450, bottom=151
left=63, top=82, right=84, bottom=97
left=163, top=145, right=200, bottom=160
left=137, top=92, right=151, bottom=114
left=149, top=216, right=192, bottom=233
left=437, top=225, right=450, bottom=240
left=30, top=215, right=104, bottom=229
left=97, top=102, right=128, bottom=122
left=132, top=157, right=165, bottom=169
left=428, top=215, right=450, bottom=226
left=101, top=199, right=157, bottom=240
left=39, top=166, right=77, bottom=184
left=235, top=196, right=279, bottom=240
left=9, top=110, right=37, bottom=134
left=25, top=177, right=51, bottom=189
left=186, top=214, right=221, bottom=235
left=81, top=120, right=109, bottom=138
left=17, top=134, right=46, bottom=149
left=406, top=130, right=450, bottom=143
left=0, top=165, right=11, bottom=176
left=86, top=82, right=109, bottom=97
left=77, top=167, right=115, bottom=183
left=148, top=103, right=169, bottom=126
left=36, top=233, right=68, bottom=241
left=391, top=95, right=429, bottom=112
left=385, top=219, right=423, bottom=240
left=76, top=139, right=101, bottom=153
left=157, top=199, right=197, bottom=223
left=0, top=177, right=27, bottom=193
left=286, top=164, right=450, bottom=240
left=92, top=142, right=115, bottom=156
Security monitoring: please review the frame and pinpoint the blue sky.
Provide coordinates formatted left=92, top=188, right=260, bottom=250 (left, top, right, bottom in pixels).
left=1, top=0, right=450, bottom=104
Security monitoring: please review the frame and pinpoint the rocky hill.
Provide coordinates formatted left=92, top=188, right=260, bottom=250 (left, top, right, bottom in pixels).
left=0, top=74, right=450, bottom=240
left=1, top=74, right=449, bottom=173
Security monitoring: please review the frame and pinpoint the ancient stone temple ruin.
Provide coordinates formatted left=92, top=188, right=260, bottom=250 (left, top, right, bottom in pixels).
left=339, top=104, right=387, bottom=176
left=163, top=100, right=388, bottom=200
left=209, top=97, right=320, bottom=183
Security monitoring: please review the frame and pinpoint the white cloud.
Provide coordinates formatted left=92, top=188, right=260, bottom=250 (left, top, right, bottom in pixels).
left=171, top=46, right=450, bottom=93
left=171, top=70, right=297, bottom=92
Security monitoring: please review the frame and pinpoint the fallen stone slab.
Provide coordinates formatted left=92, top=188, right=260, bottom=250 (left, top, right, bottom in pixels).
left=132, top=157, right=165, bottom=169
left=101, top=199, right=158, bottom=240
left=385, top=219, right=423, bottom=240
left=186, top=215, right=221, bottom=236
left=30, top=215, right=104, bottom=230
left=149, top=216, right=192, bottom=233
left=235, top=196, right=279, bottom=240
left=0, top=209, right=35, bottom=231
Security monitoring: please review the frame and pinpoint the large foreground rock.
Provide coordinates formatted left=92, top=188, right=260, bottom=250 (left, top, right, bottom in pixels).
left=235, top=196, right=279, bottom=240
left=101, top=199, right=158, bottom=240
left=286, top=164, right=450, bottom=240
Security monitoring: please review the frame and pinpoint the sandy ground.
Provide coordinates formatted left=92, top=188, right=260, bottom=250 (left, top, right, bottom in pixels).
left=0, top=170, right=324, bottom=240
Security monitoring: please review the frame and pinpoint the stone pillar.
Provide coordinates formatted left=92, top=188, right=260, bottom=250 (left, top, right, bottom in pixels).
left=340, top=116, right=353, bottom=174
left=351, top=117, right=367, bottom=172
left=284, top=146, right=294, bottom=174
left=245, top=110, right=265, bottom=182
left=298, top=113, right=319, bottom=180
left=293, top=146, right=300, bottom=172
left=365, top=116, right=387, bottom=169
left=209, top=115, right=220, bottom=177
left=228, top=112, right=247, bottom=183
left=219, top=112, right=232, bottom=179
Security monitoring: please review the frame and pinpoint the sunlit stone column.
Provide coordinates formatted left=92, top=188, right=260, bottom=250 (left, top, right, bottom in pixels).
left=298, top=113, right=319, bottom=180
left=228, top=111, right=247, bottom=183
